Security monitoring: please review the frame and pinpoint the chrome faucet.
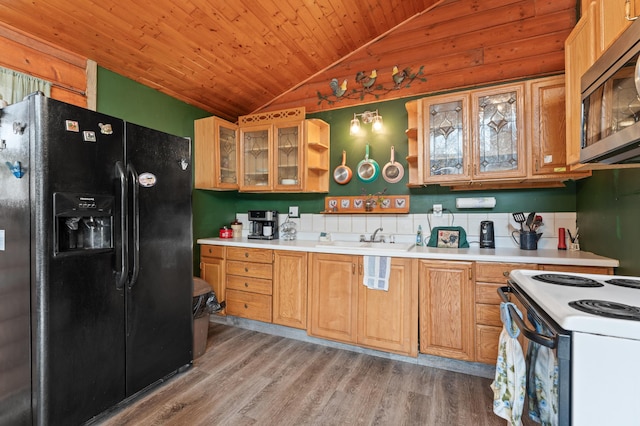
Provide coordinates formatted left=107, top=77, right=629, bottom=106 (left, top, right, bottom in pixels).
left=359, top=227, right=385, bottom=243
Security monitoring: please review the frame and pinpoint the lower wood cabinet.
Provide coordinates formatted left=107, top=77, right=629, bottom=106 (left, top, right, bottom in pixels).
left=200, top=245, right=226, bottom=315
left=308, top=253, right=358, bottom=343
left=357, top=257, right=418, bottom=357
left=419, top=260, right=475, bottom=361
left=225, top=247, right=273, bottom=322
left=308, top=253, right=418, bottom=356
left=273, top=251, right=308, bottom=329
left=474, top=262, right=537, bottom=364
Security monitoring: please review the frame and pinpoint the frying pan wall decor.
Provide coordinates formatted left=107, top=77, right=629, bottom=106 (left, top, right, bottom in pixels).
left=382, top=146, right=405, bottom=183
left=357, top=144, right=380, bottom=182
left=333, top=150, right=353, bottom=184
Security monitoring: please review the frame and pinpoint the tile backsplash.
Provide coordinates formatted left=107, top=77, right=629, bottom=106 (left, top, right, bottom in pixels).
left=234, top=211, right=577, bottom=250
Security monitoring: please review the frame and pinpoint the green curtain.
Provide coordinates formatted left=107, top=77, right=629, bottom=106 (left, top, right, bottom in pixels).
left=0, top=66, right=51, bottom=105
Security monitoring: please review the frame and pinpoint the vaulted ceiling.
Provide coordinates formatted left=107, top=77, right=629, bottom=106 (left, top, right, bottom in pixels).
left=0, top=0, right=441, bottom=120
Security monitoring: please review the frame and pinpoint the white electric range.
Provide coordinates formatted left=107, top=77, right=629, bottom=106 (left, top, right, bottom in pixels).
left=506, top=269, right=640, bottom=426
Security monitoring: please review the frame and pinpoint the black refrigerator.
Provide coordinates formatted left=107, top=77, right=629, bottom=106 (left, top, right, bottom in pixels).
left=0, top=93, right=193, bottom=425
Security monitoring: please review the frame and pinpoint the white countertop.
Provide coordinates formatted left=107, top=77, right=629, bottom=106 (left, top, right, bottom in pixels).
left=197, top=237, right=619, bottom=267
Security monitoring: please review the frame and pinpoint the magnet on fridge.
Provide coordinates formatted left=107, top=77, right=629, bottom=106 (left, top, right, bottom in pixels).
left=83, top=131, right=97, bottom=142
left=65, top=120, right=79, bottom=132
left=98, top=123, right=113, bottom=135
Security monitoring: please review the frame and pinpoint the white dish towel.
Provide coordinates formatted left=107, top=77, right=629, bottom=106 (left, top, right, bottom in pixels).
left=362, top=256, right=391, bottom=291
left=491, top=302, right=526, bottom=426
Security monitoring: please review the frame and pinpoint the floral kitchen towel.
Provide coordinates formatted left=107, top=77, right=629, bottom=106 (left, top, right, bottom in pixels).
left=526, top=313, right=559, bottom=426
left=491, top=302, right=526, bottom=426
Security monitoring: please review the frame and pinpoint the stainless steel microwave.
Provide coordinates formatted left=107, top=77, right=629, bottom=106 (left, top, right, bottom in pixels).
left=581, top=18, right=640, bottom=164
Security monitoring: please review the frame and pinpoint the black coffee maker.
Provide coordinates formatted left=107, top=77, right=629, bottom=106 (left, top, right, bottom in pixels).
left=248, top=210, right=279, bottom=240
left=480, top=220, right=495, bottom=248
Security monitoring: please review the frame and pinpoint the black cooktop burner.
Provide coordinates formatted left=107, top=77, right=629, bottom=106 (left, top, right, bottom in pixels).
left=532, top=273, right=604, bottom=287
left=569, top=300, right=640, bottom=321
left=605, top=278, right=640, bottom=289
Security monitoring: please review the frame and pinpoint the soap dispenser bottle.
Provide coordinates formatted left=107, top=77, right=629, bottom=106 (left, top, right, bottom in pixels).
left=416, top=225, right=423, bottom=246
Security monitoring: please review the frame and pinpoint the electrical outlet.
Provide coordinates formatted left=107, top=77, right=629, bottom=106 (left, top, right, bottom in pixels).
left=433, top=204, right=443, bottom=217
left=288, top=206, right=299, bottom=218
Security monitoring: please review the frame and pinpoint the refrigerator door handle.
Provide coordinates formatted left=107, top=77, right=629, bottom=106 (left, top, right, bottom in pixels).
left=127, top=163, right=140, bottom=288
left=115, top=161, right=128, bottom=290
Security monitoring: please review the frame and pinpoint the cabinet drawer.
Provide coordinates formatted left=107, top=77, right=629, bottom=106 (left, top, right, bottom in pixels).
left=540, top=264, right=613, bottom=275
left=201, top=245, right=224, bottom=259
left=476, top=303, right=501, bottom=327
left=475, top=283, right=502, bottom=305
left=226, top=247, right=273, bottom=263
left=226, top=289, right=272, bottom=322
left=476, top=324, right=501, bottom=365
left=226, top=260, right=273, bottom=279
left=226, top=275, right=272, bottom=295
left=476, top=262, right=538, bottom=283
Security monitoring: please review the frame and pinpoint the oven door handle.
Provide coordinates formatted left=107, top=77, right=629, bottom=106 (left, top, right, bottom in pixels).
left=498, top=286, right=558, bottom=349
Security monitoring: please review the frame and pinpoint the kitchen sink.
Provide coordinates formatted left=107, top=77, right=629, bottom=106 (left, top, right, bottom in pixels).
left=315, top=241, right=415, bottom=251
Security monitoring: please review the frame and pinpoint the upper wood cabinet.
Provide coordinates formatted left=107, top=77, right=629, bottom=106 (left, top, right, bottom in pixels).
left=194, top=116, right=239, bottom=190
left=406, top=77, right=588, bottom=188
left=194, top=107, right=330, bottom=193
left=596, top=0, right=640, bottom=54
left=526, top=76, right=590, bottom=180
left=565, top=2, right=598, bottom=168
left=409, top=84, right=525, bottom=186
left=471, top=84, right=526, bottom=181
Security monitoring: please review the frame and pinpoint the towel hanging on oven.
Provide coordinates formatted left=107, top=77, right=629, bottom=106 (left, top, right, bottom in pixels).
left=491, top=302, right=526, bottom=426
left=526, top=313, right=559, bottom=426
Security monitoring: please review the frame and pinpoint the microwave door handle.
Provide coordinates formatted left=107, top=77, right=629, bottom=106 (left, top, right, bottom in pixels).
left=114, top=161, right=128, bottom=290
left=634, top=54, right=640, bottom=96
left=497, top=287, right=557, bottom=349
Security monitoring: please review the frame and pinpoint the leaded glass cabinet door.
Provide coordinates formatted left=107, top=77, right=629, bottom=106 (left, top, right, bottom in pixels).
left=214, top=118, right=239, bottom=189
left=240, top=124, right=272, bottom=191
left=274, top=121, right=303, bottom=191
left=471, top=84, right=526, bottom=180
left=422, top=94, right=471, bottom=184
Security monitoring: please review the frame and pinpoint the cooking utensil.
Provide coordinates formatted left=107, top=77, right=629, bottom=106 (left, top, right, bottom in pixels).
left=333, top=150, right=353, bottom=184
left=525, top=212, right=536, bottom=231
left=382, top=145, right=405, bottom=183
left=357, top=144, right=380, bottom=183
left=512, top=212, right=526, bottom=231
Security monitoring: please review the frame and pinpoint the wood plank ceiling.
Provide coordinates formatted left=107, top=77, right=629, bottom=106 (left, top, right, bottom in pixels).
left=0, top=0, right=440, bottom=121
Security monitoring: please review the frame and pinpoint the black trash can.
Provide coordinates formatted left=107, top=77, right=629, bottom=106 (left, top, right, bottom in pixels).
left=192, top=277, right=213, bottom=359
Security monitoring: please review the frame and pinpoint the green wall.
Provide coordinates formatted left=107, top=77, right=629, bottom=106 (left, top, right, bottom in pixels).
left=576, top=169, right=640, bottom=275
left=96, top=67, right=585, bottom=272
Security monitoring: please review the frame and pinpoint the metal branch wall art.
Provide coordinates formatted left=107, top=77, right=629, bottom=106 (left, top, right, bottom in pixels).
left=317, top=65, right=426, bottom=105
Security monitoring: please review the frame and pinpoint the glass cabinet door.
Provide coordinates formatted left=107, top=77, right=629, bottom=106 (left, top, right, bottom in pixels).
left=240, top=125, right=272, bottom=190
left=422, top=95, right=470, bottom=183
left=214, top=119, right=238, bottom=189
left=274, top=122, right=303, bottom=191
left=472, top=84, right=526, bottom=179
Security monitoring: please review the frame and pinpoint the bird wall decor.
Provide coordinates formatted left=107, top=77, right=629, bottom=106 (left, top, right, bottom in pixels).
left=318, top=65, right=425, bottom=105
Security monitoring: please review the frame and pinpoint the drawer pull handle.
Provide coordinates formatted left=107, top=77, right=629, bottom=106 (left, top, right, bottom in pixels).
left=245, top=267, right=249, bottom=272
left=245, top=252, right=249, bottom=258
left=244, top=282, right=249, bottom=287
left=503, top=271, right=510, bottom=277
left=244, top=303, right=248, bottom=309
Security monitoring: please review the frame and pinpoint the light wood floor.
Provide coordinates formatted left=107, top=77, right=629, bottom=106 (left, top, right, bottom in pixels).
left=95, top=323, right=517, bottom=425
